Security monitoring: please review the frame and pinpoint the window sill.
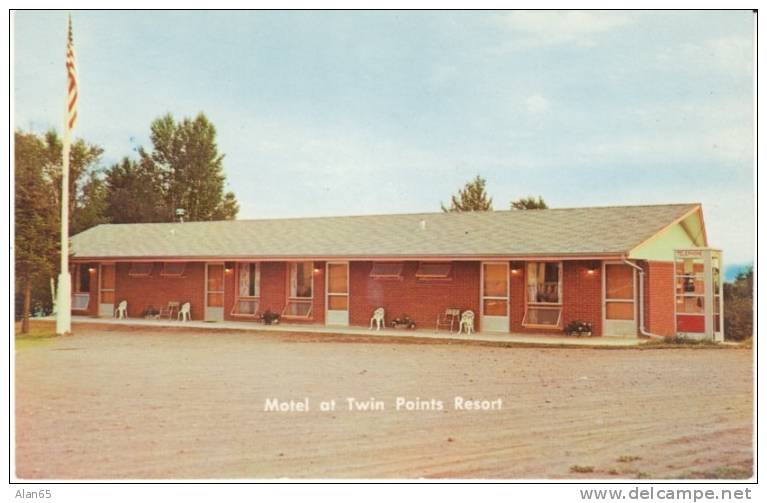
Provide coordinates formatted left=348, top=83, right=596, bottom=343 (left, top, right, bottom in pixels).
left=522, top=323, right=562, bottom=330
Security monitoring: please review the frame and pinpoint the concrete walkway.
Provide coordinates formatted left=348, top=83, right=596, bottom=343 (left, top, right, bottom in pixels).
left=67, top=316, right=645, bottom=347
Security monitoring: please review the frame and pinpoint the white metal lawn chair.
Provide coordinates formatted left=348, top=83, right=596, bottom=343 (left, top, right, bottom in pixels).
left=457, top=310, right=475, bottom=336
left=369, top=307, right=385, bottom=331
left=178, top=302, right=191, bottom=322
left=114, top=300, right=128, bottom=319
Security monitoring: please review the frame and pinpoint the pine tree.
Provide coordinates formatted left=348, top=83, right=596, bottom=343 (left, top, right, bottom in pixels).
left=510, top=195, right=548, bottom=210
left=441, top=175, right=493, bottom=212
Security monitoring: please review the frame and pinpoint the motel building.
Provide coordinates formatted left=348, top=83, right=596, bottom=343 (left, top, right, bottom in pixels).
left=67, top=203, right=724, bottom=341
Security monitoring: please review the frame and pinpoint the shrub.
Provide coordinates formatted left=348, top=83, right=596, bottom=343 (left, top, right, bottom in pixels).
left=723, top=268, right=753, bottom=341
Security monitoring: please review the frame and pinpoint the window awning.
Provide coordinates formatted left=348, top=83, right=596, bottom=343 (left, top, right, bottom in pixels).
left=128, top=262, right=153, bottom=277
left=415, top=262, right=452, bottom=279
left=161, top=262, right=186, bottom=277
left=370, top=262, right=404, bottom=279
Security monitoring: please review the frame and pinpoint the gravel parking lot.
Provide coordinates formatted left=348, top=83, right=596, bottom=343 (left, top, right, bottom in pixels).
left=15, top=323, right=753, bottom=479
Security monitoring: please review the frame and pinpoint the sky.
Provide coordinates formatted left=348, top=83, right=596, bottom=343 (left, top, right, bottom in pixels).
left=13, top=10, right=755, bottom=264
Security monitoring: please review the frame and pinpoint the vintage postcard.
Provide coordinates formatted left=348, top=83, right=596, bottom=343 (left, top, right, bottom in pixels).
left=10, top=8, right=756, bottom=493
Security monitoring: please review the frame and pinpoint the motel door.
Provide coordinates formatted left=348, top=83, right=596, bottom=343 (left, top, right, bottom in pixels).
left=481, top=262, right=510, bottom=332
left=603, top=263, right=638, bottom=337
left=205, top=263, right=225, bottom=321
left=325, top=262, right=349, bottom=326
left=98, top=263, right=116, bottom=317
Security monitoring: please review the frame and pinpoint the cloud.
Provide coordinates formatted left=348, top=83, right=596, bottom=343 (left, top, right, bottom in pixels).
left=496, top=11, right=632, bottom=50
left=525, top=93, right=550, bottom=114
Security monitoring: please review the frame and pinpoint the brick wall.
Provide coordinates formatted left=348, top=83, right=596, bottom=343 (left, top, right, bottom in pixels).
left=78, top=258, right=610, bottom=335
left=643, top=261, right=676, bottom=337
left=348, top=261, right=481, bottom=330
left=510, top=261, right=603, bottom=336
left=110, top=262, right=207, bottom=320
left=224, top=261, right=326, bottom=324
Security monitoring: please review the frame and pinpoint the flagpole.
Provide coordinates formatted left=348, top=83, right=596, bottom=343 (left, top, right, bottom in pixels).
left=56, top=16, right=74, bottom=336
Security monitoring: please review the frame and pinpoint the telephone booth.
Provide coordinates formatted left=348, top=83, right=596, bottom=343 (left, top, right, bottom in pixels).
left=674, top=248, right=724, bottom=342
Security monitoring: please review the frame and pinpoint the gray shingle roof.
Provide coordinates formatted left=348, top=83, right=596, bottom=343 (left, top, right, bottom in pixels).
left=70, top=203, right=700, bottom=260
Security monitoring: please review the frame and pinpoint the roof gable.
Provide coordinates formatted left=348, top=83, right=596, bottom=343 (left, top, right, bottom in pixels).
left=629, top=206, right=707, bottom=260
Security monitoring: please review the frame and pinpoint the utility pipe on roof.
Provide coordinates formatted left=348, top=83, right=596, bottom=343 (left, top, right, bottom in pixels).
left=621, top=258, right=665, bottom=340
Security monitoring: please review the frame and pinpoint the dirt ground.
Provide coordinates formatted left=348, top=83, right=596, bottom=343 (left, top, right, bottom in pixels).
left=15, top=323, right=753, bottom=480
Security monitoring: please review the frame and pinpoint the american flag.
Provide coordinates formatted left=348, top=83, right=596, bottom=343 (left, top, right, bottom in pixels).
left=65, top=16, right=78, bottom=131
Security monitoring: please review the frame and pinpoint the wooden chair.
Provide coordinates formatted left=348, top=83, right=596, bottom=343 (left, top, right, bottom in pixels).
left=435, top=308, right=461, bottom=333
left=159, top=301, right=180, bottom=320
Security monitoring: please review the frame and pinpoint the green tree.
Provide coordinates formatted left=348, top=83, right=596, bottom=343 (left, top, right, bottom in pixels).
left=39, top=130, right=105, bottom=234
left=140, top=113, right=239, bottom=221
left=510, top=196, right=548, bottom=210
left=723, top=267, right=753, bottom=341
left=14, top=130, right=105, bottom=330
left=441, top=175, right=493, bottom=212
left=14, top=132, right=59, bottom=333
left=104, top=157, right=168, bottom=223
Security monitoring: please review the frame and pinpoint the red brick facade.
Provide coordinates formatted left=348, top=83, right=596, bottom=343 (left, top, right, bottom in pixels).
left=70, top=258, right=679, bottom=337
left=348, top=261, right=481, bottom=330
left=642, top=261, right=676, bottom=337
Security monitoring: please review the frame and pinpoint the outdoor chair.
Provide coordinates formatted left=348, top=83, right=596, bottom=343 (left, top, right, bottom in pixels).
left=435, top=308, right=461, bottom=333
left=114, top=300, right=128, bottom=319
left=369, top=307, right=385, bottom=331
left=159, top=301, right=180, bottom=320
left=178, top=302, right=191, bottom=322
left=457, top=310, right=475, bottom=336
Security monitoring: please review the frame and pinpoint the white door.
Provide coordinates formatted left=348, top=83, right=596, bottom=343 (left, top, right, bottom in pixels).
left=98, top=263, right=116, bottom=317
left=325, top=262, right=349, bottom=326
left=481, top=262, right=510, bottom=332
left=205, top=263, right=225, bottom=321
left=603, top=262, right=638, bottom=337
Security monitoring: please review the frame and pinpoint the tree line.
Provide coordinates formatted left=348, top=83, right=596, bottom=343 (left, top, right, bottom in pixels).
left=15, top=112, right=239, bottom=331
left=441, top=175, right=548, bottom=212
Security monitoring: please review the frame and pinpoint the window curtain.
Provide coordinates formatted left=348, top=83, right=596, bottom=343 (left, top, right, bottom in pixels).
left=527, top=262, right=555, bottom=303
left=290, top=263, right=298, bottom=297
left=239, top=265, right=250, bottom=297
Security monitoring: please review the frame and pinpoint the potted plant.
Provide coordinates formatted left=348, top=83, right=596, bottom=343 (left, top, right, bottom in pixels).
left=565, top=320, right=592, bottom=337
left=261, top=309, right=280, bottom=325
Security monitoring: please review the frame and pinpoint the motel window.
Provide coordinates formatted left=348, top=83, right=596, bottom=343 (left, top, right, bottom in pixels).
left=523, top=262, right=563, bottom=328
left=128, top=262, right=153, bottom=277
left=74, top=264, right=91, bottom=293
left=283, top=262, right=313, bottom=318
left=232, top=263, right=261, bottom=316
left=71, top=264, right=91, bottom=311
left=415, top=262, right=452, bottom=280
left=160, top=262, right=187, bottom=277
left=370, top=262, right=404, bottom=279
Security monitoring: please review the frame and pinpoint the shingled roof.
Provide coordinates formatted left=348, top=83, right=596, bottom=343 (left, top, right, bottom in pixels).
left=70, top=203, right=701, bottom=260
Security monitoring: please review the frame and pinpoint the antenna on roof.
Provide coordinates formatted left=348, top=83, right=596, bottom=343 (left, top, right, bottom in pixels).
left=175, top=208, right=185, bottom=223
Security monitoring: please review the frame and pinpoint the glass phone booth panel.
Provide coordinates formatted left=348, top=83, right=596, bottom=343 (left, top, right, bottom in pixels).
left=674, top=248, right=724, bottom=342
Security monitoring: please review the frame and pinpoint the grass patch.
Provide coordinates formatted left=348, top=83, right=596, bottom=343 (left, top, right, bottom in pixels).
left=640, top=336, right=744, bottom=349
left=680, top=466, right=752, bottom=480
left=15, top=321, right=59, bottom=350
left=569, top=465, right=594, bottom=474
left=618, top=455, right=642, bottom=463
